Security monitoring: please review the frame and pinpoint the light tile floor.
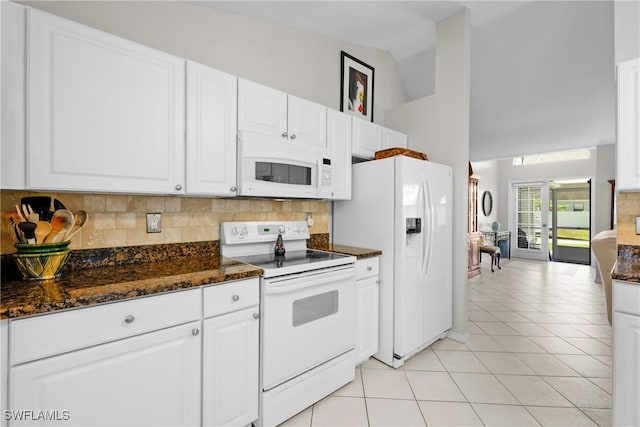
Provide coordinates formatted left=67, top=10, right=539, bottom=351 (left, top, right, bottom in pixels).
left=279, top=257, right=612, bottom=426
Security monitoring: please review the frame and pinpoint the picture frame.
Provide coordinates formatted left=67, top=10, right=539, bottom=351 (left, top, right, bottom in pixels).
left=340, top=51, right=375, bottom=122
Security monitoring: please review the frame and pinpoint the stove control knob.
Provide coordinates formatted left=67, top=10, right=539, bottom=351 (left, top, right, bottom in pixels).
left=231, top=226, right=238, bottom=235
left=278, top=226, right=285, bottom=234
left=241, top=226, right=248, bottom=235
left=300, top=225, right=306, bottom=232
left=293, top=226, right=299, bottom=232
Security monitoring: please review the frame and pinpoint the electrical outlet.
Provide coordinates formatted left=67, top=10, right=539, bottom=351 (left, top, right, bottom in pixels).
left=146, top=213, right=162, bottom=233
left=636, top=216, right=640, bottom=235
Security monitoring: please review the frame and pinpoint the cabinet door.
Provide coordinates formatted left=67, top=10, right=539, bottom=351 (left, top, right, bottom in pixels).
left=352, top=118, right=383, bottom=159
left=327, top=110, right=352, bottom=200
left=203, top=306, right=259, bottom=427
left=356, top=276, right=379, bottom=365
left=617, top=58, right=640, bottom=191
left=288, top=95, right=327, bottom=154
left=28, top=9, right=186, bottom=194
left=1, top=1, right=26, bottom=190
left=382, top=128, right=408, bottom=149
left=186, top=61, right=238, bottom=196
left=613, top=311, right=640, bottom=427
left=10, top=321, right=201, bottom=427
left=238, top=78, right=287, bottom=140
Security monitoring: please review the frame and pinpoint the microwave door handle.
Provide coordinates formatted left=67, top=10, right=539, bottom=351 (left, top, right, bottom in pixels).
left=317, top=159, right=322, bottom=192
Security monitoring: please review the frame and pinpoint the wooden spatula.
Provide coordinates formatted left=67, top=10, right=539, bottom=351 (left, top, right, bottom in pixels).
left=44, top=210, right=74, bottom=243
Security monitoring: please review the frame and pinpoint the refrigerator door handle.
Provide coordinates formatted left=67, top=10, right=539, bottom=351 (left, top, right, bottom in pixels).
left=422, top=178, right=434, bottom=275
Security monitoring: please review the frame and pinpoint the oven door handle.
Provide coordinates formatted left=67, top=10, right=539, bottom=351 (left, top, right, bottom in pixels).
left=265, top=270, right=355, bottom=295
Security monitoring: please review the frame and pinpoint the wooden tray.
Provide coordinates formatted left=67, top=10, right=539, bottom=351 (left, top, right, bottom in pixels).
left=374, top=147, right=429, bottom=161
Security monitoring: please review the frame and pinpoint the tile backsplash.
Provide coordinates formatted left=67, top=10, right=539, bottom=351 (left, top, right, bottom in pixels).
left=617, top=191, right=640, bottom=246
left=1, top=190, right=329, bottom=254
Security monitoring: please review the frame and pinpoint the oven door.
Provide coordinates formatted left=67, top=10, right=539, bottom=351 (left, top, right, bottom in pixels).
left=239, top=131, right=331, bottom=198
left=261, top=265, right=356, bottom=390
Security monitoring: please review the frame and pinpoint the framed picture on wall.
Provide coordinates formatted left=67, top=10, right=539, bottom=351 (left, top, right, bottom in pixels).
left=340, top=51, right=375, bottom=122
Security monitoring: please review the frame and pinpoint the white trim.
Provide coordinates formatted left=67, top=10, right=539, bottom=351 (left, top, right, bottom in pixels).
left=446, top=330, right=469, bottom=344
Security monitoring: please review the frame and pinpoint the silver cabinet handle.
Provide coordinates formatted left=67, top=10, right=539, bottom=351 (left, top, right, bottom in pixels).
left=192, top=328, right=200, bottom=336
left=232, top=295, right=240, bottom=302
left=253, top=313, right=259, bottom=320
left=281, top=132, right=288, bottom=138
left=367, top=266, right=372, bottom=271
left=124, top=315, right=135, bottom=324
left=175, top=184, right=183, bottom=191
left=230, top=186, right=237, bottom=192
left=290, top=134, right=296, bottom=140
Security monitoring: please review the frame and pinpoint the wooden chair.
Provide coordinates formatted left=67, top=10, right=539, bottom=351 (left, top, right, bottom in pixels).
left=479, top=235, right=501, bottom=272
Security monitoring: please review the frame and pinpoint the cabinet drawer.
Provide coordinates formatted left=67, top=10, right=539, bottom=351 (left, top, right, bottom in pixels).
left=10, top=289, right=201, bottom=365
left=356, top=257, right=379, bottom=280
left=203, top=278, right=259, bottom=318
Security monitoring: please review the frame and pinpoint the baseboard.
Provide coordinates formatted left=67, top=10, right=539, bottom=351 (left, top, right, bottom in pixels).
left=447, top=330, right=469, bottom=343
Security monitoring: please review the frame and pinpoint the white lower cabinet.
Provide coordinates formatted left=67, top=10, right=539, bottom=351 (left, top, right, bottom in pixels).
left=7, top=278, right=260, bottom=427
left=203, top=307, right=259, bottom=427
left=10, top=321, right=202, bottom=427
left=613, top=279, right=640, bottom=427
left=355, top=257, right=380, bottom=365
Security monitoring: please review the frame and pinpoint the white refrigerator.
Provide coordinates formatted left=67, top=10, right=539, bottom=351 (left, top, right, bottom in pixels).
left=334, top=156, right=453, bottom=368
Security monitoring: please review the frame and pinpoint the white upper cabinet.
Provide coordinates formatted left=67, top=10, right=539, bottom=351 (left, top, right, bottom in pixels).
left=382, top=127, right=408, bottom=149
left=288, top=95, right=328, bottom=154
left=352, top=117, right=383, bottom=159
left=27, top=8, right=186, bottom=194
left=617, top=58, right=640, bottom=191
left=186, top=61, right=238, bottom=196
left=327, top=110, right=352, bottom=200
left=238, top=79, right=327, bottom=154
left=1, top=1, right=26, bottom=189
left=238, top=79, right=287, bottom=140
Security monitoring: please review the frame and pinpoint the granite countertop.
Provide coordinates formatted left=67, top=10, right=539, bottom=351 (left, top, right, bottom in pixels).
left=612, top=245, right=640, bottom=283
left=1, top=236, right=381, bottom=320
left=1, top=244, right=262, bottom=319
left=308, top=241, right=381, bottom=259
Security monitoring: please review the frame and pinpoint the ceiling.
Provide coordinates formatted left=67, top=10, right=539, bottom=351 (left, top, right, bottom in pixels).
left=195, top=1, right=616, bottom=161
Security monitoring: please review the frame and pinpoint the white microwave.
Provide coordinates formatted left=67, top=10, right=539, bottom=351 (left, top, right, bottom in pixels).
left=238, top=131, right=332, bottom=199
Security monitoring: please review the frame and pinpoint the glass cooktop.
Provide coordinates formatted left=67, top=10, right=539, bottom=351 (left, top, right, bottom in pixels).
left=233, top=249, right=352, bottom=274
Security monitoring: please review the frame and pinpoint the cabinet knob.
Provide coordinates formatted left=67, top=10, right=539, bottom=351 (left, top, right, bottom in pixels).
left=192, top=328, right=200, bottom=336
left=281, top=132, right=288, bottom=138
left=230, top=186, right=237, bottom=192
left=253, top=313, right=260, bottom=320
left=232, top=295, right=240, bottom=302
left=124, top=315, right=135, bottom=324
left=367, top=266, right=372, bottom=271
left=290, top=134, right=296, bottom=140
left=175, top=184, right=183, bottom=191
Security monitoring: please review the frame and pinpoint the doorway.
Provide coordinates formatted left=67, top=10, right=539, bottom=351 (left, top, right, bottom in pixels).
left=511, top=182, right=550, bottom=261
left=549, top=179, right=591, bottom=265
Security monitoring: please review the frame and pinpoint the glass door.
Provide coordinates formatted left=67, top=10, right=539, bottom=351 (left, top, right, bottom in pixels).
left=550, top=179, right=591, bottom=264
left=511, top=182, right=549, bottom=261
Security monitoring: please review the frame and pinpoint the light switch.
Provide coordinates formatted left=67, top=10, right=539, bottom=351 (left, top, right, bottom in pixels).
left=636, top=216, right=640, bottom=235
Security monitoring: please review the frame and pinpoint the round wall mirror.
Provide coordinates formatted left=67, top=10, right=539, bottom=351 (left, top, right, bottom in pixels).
left=482, top=191, right=493, bottom=216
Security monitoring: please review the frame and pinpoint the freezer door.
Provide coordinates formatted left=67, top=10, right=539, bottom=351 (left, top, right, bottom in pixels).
left=393, top=157, right=427, bottom=356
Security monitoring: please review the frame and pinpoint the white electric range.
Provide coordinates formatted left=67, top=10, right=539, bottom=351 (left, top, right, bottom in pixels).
left=220, top=221, right=357, bottom=427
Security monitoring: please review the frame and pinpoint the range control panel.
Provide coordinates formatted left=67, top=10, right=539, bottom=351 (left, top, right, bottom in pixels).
left=221, top=221, right=310, bottom=244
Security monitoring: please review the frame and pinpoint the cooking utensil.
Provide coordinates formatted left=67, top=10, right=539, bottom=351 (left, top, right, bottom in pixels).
left=15, top=205, right=26, bottom=222
left=21, top=196, right=53, bottom=221
left=22, top=204, right=38, bottom=222
left=53, top=199, right=67, bottom=211
left=63, top=210, right=87, bottom=241
left=18, top=222, right=37, bottom=244
left=34, top=221, right=52, bottom=244
left=10, top=222, right=24, bottom=243
left=45, top=209, right=74, bottom=243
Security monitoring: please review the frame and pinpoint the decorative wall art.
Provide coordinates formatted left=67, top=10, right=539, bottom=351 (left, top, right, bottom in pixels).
left=340, top=51, right=375, bottom=122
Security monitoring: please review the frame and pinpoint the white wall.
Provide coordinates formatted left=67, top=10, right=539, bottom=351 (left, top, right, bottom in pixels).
left=20, top=1, right=408, bottom=123
left=386, top=8, right=471, bottom=341
left=614, top=0, right=640, bottom=63
left=473, top=160, right=499, bottom=231
left=595, top=144, right=616, bottom=232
